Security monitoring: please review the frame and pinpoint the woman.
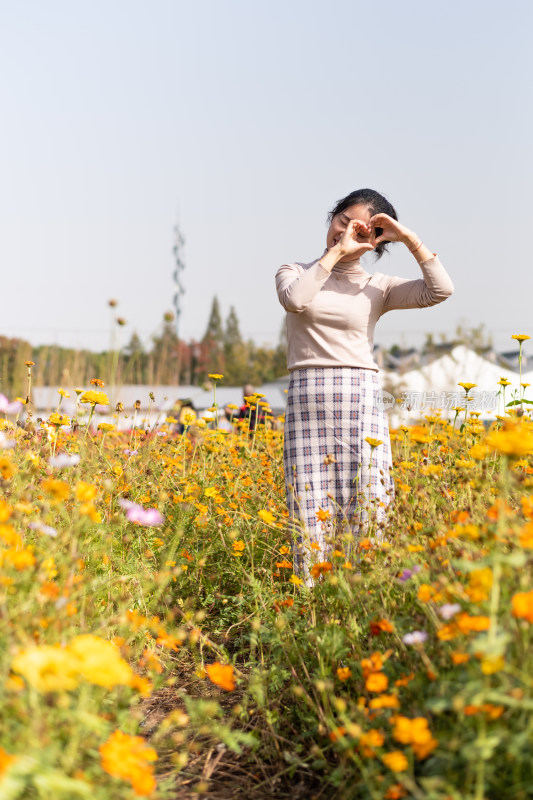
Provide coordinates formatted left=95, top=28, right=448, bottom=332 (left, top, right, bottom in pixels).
left=275, top=188, right=454, bottom=582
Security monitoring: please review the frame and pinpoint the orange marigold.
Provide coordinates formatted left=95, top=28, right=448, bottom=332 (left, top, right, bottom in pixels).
left=336, top=666, right=352, bottom=681
left=512, top=590, right=533, bottom=623
left=310, top=561, right=333, bottom=579
left=359, top=729, right=384, bottom=757
left=206, top=661, right=236, bottom=691
left=99, top=730, right=157, bottom=796
left=366, top=671, right=389, bottom=693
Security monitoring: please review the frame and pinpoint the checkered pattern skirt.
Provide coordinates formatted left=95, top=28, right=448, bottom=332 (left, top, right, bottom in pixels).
left=283, top=368, right=395, bottom=580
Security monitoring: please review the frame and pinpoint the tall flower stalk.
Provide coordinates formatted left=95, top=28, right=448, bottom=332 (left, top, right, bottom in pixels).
left=512, top=335, right=531, bottom=412
left=208, top=374, right=224, bottom=429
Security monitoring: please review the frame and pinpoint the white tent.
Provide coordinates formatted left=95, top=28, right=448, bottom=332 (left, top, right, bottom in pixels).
left=383, top=345, right=520, bottom=422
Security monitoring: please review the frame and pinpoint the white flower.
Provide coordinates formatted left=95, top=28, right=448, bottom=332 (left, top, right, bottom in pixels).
left=402, top=631, right=428, bottom=645
left=0, top=432, right=16, bottom=450
left=28, top=521, right=58, bottom=538
left=439, top=603, right=462, bottom=620
left=48, top=453, right=81, bottom=468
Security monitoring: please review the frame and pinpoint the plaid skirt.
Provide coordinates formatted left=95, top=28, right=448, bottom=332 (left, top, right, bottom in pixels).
left=283, top=367, right=395, bottom=579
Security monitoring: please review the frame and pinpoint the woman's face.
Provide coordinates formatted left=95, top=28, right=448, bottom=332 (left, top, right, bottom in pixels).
left=326, top=203, right=374, bottom=259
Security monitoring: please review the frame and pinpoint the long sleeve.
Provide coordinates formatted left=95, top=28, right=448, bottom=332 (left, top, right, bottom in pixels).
left=275, top=261, right=332, bottom=312
left=381, top=256, right=454, bottom=314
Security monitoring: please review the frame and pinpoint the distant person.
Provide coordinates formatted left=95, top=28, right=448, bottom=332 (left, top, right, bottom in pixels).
left=236, top=384, right=270, bottom=431
left=177, top=399, right=197, bottom=433
left=276, top=188, right=454, bottom=581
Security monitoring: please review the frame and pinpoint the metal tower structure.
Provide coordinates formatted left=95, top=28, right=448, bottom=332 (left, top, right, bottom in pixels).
left=172, top=223, right=186, bottom=339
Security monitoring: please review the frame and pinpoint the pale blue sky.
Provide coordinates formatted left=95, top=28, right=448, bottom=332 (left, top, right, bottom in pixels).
left=1, top=0, right=532, bottom=355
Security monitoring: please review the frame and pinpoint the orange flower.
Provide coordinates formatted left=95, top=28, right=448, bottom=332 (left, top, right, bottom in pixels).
left=315, top=507, right=331, bottom=521
left=456, top=614, right=490, bottom=634
left=417, top=584, right=436, bottom=603
left=392, top=716, right=437, bottom=759
left=310, top=561, right=333, bottom=579
left=0, top=746, right=17, bottom=779
left=369, top=694, right=400, bottom=710
left=365, top=672, right=389, bottom=693
left=99, top=730, right=157, bottom=796
left=0, top=500, right=13, bottom=522
left=42, top=478, right=70, bottom=501
left=359, top=729, right=384, bottom=757
left=382, top=750, right=408, bottom=772
left=385, top=785, right=407, bottom=800
left=337, top=666, right=352, bottom=681
left=370, top=619, right=394, bottom=635
left=512, top=590, right=533, bottom=623
left=451, top=652, right=470, bottom=665
left=519, top=522, right=533, bottom=549
left=329, top=726, right=347, bottom=742
left=206, top=661, right=236, bottom=691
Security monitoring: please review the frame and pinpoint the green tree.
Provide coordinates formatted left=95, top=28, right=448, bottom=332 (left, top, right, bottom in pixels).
left=202, top=296, right=225, bottom=376
left=151, top=314, right=180, bottom=384
left=272, top=320, right=288, bottom=378
left=223, top=307, right=248, bottom=384
left=123, top=331, right=147, bottom=384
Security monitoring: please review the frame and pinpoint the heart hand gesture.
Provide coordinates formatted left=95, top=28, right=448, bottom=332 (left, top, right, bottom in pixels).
left=337, top=219, right=376, bottom=259
left=370, top=214, right=416, bottom=248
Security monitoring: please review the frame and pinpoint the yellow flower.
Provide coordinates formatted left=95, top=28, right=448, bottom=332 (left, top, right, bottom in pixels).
left=97, top=422, right=115, bottom=432
left=79, top=390, right=109, bottom=407
left=0, top=457, right=16, bottom=480
left=0, top=747, right=17, bottom=780
left=481, top=655, right=505, bottom=675
left=12, top=645, right=81, bottom=692
left=257, top=509, right=276, bottom=525
left=68, top=634, right=134, bottom=687
left=511, top=334, right=531, bottom=343
left=382, top=751, right=409, bottom=772
left=458, top=382, right=477, bottom=392
left=0, top=500, right=13, bottom=522
left=365, top=437, right=384, bottom=448
left=486, top=420, right=533, bottom=457
left=289, top=574, right=303, bottom=586
left=57, top=388, right=70, bottom=398
left=48, top=413, right=70, bottom=427
left=75, top=481, right=98, bottom=503
left=232, top=539, right=245, bottom=556
left=208, top=373, right=224, bottom=381
left=42, top=478, right=70, bottom=501
left=498, top=377, right=512, bottom=387
left=100, top=730, right=157, bottom=796
left=469, top=443, right=489, bottom=460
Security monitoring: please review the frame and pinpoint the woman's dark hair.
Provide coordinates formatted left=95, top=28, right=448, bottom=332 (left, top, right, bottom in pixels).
left=328, top=188, right=398, bottom=260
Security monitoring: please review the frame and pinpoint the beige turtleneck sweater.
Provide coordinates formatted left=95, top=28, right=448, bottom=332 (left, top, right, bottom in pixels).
left=275, top=254, right=454, bottom=372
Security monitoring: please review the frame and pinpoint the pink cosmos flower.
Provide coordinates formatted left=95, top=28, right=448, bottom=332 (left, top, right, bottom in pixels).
left=402, top=630, right=428, bottom=645
left=118, top=498, right=164, bottom=527
left=0, top=394, right=22, bottom=415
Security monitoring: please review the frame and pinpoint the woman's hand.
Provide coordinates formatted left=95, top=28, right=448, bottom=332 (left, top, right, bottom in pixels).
left=370, top=213, right=418, bottom=249
left=336, top=219, right=376, bottom=259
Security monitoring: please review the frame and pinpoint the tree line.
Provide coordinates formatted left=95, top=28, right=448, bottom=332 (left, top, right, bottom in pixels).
left=0, top=298, right=288, bottom=396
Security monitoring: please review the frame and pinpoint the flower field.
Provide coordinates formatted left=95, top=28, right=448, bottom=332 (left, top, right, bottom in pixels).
left=0, top=364, right=533, bottom=799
